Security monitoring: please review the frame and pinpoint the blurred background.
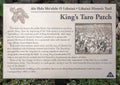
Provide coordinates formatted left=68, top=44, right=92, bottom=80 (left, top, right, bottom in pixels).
left=0, top=0, right=120, bottom=85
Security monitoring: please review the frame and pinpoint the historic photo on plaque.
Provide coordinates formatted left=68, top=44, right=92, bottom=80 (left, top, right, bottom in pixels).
left=75, top=23, right=112, bottom=54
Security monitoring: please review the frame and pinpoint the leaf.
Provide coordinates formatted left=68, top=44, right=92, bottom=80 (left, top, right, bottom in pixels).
left=18, top=15, right=25, bottom=24
left=17, top=8, right=29, bottom=18
left=0, top=0, right=4, bottom=16
left=12, top=15, right=18, bottom=23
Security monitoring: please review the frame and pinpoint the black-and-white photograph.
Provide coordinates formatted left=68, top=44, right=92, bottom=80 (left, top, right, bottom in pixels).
left=75, top=23, right=112, bottom=54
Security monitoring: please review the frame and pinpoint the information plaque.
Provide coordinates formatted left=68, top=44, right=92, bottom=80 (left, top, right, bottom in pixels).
left=3, top=4, right=116, bottom=78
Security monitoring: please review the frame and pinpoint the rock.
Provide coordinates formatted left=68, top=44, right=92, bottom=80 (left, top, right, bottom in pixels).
left=78, top=0, right=91, bottom=3
left=93, top=0, right=109, bottom=3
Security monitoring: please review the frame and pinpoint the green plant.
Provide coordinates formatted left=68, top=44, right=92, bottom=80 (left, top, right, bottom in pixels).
left=116, top=40, right=120, bottom=78
left=67, top=79, right=118, bottom=85
left=0, top=0, right=4, bottom=16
